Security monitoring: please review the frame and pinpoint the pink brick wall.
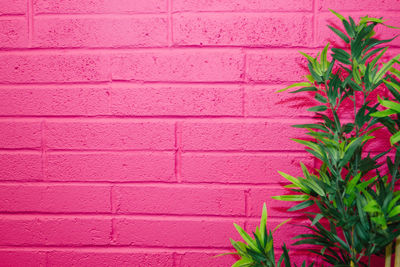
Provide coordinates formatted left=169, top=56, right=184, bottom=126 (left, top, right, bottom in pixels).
left=0, top=0, right=399, bottom=266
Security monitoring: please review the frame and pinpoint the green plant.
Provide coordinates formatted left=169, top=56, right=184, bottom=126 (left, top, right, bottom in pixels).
left=371, top=73, right=400, bottom=145
left=222, top=203, right=313, bottom=267
left=223, top=10, right=400, bottom=267
left=272, top=10, right=400, bottom=267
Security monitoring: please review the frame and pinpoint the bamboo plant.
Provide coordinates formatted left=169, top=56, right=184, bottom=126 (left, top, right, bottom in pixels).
left=223, top=10, right=400, bottom=267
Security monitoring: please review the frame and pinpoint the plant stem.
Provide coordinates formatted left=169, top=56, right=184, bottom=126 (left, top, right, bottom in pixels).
left=395, top=237, right=400, bottom=267
left=386, top=242, right=393, bottom=267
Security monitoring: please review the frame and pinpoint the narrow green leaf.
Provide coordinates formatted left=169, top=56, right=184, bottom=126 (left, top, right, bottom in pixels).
left=364, top=200, right=381, bottom=213
left=378, top=97, right=400, bottom=113
left=359, top=16, right=386, bottom=24
left=324, top=59, right=336, bottom=80
left=321, top=43, right=330, bottom=69
left=272, top=195, right=310, bottom=201
left=328, top=25, right=350, bottom=43
left=340, top=137, right=362, bottom=167
left=389, top=67, right=400, bottom=79
left=348, top=80, right=363, bottom=91
left=299, top=51, right=315, bottom=63
left=369, top=47, right=388, bottom=69
left=233, top=223, right=260, bottom=252
left=384, top=79, right=400, bottom=92
left=259, top=203, right=267, bottom=243
left=346, top=173, right=362, bottom=195
left=277, top=82, right=311, bottom=93
left=370, top=109, right=397, bottom=117
left=278, top=171, right=309, bottom=193
left=213, top=252, right=239, bottom=258
left=357, top=176, right=378, bottom=191
left=313, top=52, right=323, bottom=76
left=362, top=47, right=387, bottom=65
left=290, top=87, right=318, bottom=93
left=292, top=124, right=326, bottom=130
left=315, top=93, right=327, bottom=103
left=364, top=37, right=397, bottom=60
left=307, top=105, right=327, bottom=112
left=329, top=9, right=346, bottom=21
left=332, top=53, right=351, bottom=65
left=384, top=24, right=400, bottom=29
left=388, top=193, right=400, bottom=212
left=332, top=48, right=351, bottom=59
left=353, top=64, right=362, bottom=84
left=301, top=178, right=325, bottom=196
left=311, top=214, right=324, bottom=226
left=342, top=19, right=355, bottom=38
left=374, top=55, right=400, bottom=84
left=288, top=200, right=315, bottom=211
left=371, top=216, right=387, bottom=228
left=349, top=16, right=356, bottom=29
left=232, top=258, right=254, bottom=267
left=390, top=131, right=400, bottom=145
left=300, top=162, right=310, bottom=178
left=308, top=63, right=323, bottom=82
left=291, top=139, right=322, bottom=155
left=273, top=218, right=291, bottom=233
left=388, top=205, right=400, bottom=217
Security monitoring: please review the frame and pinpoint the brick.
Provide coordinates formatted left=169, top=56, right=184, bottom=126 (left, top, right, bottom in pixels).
left=111, top=51, right=244, bottom=82
left=364, top=126, right=391, bottom=152
left=245, top=85, right=318, bottom=117
left=181, top=120, right=307, bottom=151
left=0, top=86, right=110, bottom=116
left=114, top=185, right=245, bottom=215
left=0, top=251, right=46, bottom=267
left=0, top=121, right=41, bottom=149
left=248, top=187, right=309, bottom=218
left=45, top=120, right=174, bottom=150
left=0, top=152, right=42, bottom=181
left=33, top=16, right=168, bottom=48
left=0, top=53, right=110, bottom=83
left=0, top=0, right=26, bottom=14
left=318, top=0, right=400, bottom=11
left=316, top=12, right=400, bottom=47
left=181, top=153, right=313, bottom=184
left=0, top=185, right=110, bottom=213
left=247, top=50, right=310, bottom=82
left=0, top=18, right=28, bottom=48
left=46, top=152, right=174, bottom=182
left=176, top=252, right=237, bottom=266
left=0, top=217, right=111, bottom=245
left=47, top=251, right=174, bottom=267
left=173, top=13, right=313, bottom=47
left=34, top=0, right=167, bottom=14
left=110, top=84, right=242, bottom=116
left=113, top=218, right=243, bottom=247
left=174, top=0, right=312, bottom=11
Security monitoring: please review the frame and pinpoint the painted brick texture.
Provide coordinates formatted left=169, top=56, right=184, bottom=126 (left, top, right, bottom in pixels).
left=0, top=0, right=399, bottom=266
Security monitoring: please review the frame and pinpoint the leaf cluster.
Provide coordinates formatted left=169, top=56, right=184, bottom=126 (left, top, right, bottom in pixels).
left=224, top=203, right=313, bottom=267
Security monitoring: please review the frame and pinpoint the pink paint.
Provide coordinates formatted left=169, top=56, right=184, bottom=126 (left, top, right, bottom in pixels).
left=0, top=0, right=399, bottom=266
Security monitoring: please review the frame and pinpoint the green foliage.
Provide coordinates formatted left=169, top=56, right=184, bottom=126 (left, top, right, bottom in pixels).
left=222, top=203, right=313, bottom=267
left=224, top=10, right=400, bottom=267
left=274, top=10, right=400, bottom=267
